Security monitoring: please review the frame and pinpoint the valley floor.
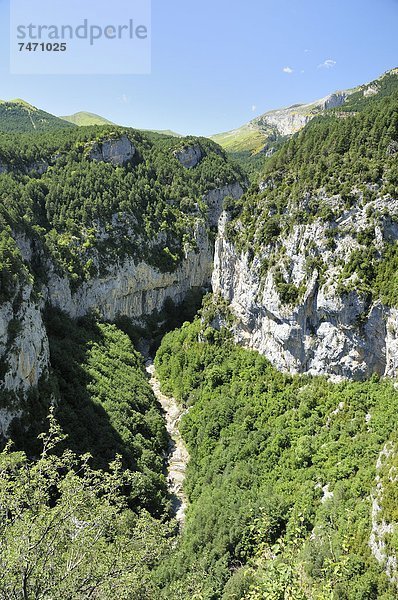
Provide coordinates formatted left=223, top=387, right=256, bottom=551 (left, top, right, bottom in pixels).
left=146, top=359, right=189, bottom=525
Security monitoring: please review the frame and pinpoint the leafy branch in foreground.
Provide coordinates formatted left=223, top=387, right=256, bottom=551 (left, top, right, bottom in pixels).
left=0, top=410, right=172, bottom=600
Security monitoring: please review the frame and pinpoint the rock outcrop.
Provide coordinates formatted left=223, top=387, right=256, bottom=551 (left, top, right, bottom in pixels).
left=44, top=183, right=242, bottom=321
left=213, top=193, right=398, bottom=380
left=370, top=443, right=398, bottom=584
left=0, top=183, right=243, bottom=416
left=321, top=92, right=348, bottom=111
left=88, top=135, right=136, bottom=166
left=253, top=92, right=349, bottom=138
left=203, top=182, right=244, bottom=227
left=0, top=282, right=49, bottom=437
left=0, top=284, right=49, bottom=395
left=173, top=144, right=203, bottom=169
left=46, top=221, right=214, bottom=322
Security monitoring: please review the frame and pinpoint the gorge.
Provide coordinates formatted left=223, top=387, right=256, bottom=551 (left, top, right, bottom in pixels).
left=1, top=67, right=398, bottom=598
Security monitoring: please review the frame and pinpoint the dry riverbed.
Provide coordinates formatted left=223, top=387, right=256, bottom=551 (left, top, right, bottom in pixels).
left=145, top=360, right=189, bottom=526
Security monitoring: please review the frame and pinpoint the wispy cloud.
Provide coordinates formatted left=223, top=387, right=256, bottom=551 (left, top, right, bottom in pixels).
left=251, top=105, right=257, bottom=112
left=282, top=66, right=294, bottom=74
left=318, top=59, right=336, bottom=69
left=120, top=94, right=130, bottom=104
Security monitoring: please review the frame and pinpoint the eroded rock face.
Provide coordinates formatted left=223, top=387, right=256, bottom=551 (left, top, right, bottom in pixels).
left=0, top=282, right=49, bottom=437
left=213, top=194, right=398, bottom=380
left=321, top=92, right=348, bottom=110
left=173, top=144, right=203, bottom=169
left=0, top=285, right=49, bottom=394
left=88, top=135, right=136, bottom=166
left=370, top=443, right=398, bottom=584
left=46, top=220, right=214, bottom=322
left=44, top=185, right=244, bottom=321
left=0, top=180, right=244, bottom=438
left=203, top=182, right=244, bottom=227
left=259, top=111, right=311, bottom=137
left=252, top=92, right=349, bottom=138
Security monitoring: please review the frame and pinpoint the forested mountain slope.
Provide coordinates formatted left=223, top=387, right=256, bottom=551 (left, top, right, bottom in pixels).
left=213, top=87, right=398, bottom=379
left=213, top=68, right=398, bottom=182
left=0, top=99, right=76, bottom=133
left=211, top=68, right=398, bottom=155
left=154, top=315, right=398, bottom=598
left=0, top=125, right=244, bottom=441
left=1, top=67, right=398, bottom=599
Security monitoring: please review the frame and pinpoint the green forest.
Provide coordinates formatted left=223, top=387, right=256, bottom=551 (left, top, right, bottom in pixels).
left=154, top=315, right=398, bottom=599
left=2, top=309, right=398, bottom=598
left=226, top=91, right=398, bottom=254
left=1, top=70, right=398, bottom=599
left=0, top=125, right=243, bottom=294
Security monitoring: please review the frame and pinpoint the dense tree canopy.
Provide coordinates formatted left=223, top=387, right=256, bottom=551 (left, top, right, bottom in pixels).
left=0, top=413, right=172, bottom=599
left=0, top=126, right=243, bottom=293
left=154, top=316, right=398, bottom=599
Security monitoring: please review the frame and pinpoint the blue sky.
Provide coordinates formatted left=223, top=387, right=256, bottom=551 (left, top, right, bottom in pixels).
left=0, top=0, right=397, bottom=135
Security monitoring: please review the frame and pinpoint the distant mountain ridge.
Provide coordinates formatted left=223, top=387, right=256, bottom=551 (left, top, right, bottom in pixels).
left=60, top=111, right=116, bottom=126
left=60, top=112, right=183, bottom=136
left=211, top=67, right=398, bottom=154
left=0, top=99, right=75, bottom=133
left=1, top=68, right=397, bottom=142
left=0, top=99, right=184, bottom=137
left=141, top=128, right=183, bottom=137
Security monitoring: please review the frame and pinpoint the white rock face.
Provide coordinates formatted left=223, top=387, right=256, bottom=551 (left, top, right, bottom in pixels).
left=370, top=443, right=398, bottom=583
left=46, top=222, right=214, bottom=322
left=253, top=92, right=348, bottom=137
left=88, top=135, right=135, bottom=166
left=45, top=184, right=243, bottom=322
left=0, top=182, right=244, bottom=436
left=0, top=283, right=49, bottom=437
left=213, top=195, right=398, bottom=379
left=173, top=144, right=203, bottom=169
left=364, top=85, right=379, bottom=98
left=385, top=310, right=398, bottom=377
left=258, top=110, right=311, bottom=137
left=203, top=182, right=244, bottom=227
left=321, top=92, right=348, bottom=110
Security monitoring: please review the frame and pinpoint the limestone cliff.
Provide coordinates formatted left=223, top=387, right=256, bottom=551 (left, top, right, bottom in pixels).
left=0, top=281, right=49, bottom=437
left=0, top=181, right=242, bottom=422
left=88, top=134, right=136, bottom=165
left=173, top=144, right=203, bottom=169
left=46, top=221, right=213, bottom=322
left=370, top=442, right=398, bottom=583
left=44, top=183, right=243, bottom=321
left=253, top=91, right=348, bottom=138
left=213, top=192, right=398, bottom=380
